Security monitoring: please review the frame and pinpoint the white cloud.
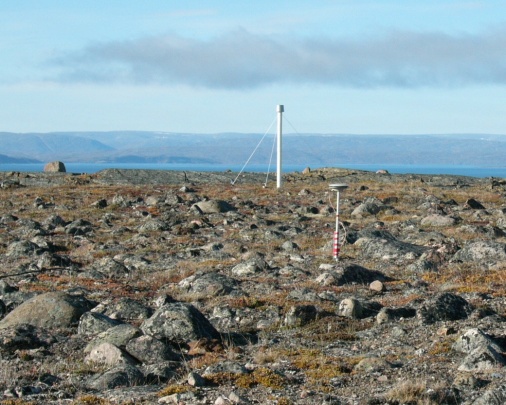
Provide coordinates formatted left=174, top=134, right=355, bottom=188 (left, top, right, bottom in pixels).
left=49, top=27, right=506, bottom=89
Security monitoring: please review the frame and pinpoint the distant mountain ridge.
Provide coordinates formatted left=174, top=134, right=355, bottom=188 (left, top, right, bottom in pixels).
left=1, top=131, right=506, bottom=166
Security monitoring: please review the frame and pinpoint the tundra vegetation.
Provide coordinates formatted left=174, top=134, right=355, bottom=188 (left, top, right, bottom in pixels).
left=1, top=168, right=506, bottom=404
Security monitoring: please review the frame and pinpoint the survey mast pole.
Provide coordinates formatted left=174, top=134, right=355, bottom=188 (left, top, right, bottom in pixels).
left=276, top=105, right=284, bottom=189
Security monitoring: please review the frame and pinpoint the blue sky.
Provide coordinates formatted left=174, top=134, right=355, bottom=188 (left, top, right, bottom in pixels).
left=1, top=1, right=506, bottom=134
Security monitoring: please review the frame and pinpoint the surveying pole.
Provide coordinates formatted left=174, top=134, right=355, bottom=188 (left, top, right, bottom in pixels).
left=329, top=184, right=348, bottom=260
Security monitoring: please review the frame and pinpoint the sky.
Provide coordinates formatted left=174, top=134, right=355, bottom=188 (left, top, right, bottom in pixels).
left=1, top=1, right=506, bottom=135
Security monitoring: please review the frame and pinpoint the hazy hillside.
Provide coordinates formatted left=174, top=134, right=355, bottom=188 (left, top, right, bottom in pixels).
left=1, top=131, right=506, bottom=166
left=0, top=153, right=41, bottom=164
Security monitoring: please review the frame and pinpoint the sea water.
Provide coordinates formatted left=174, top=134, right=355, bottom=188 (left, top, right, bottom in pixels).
left=2, top=163, right=506, bottom=179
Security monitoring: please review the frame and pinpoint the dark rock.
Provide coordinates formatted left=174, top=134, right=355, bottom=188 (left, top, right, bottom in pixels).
left=376, top=307, right=417, bottom=324
left=334, top=264, right=393, bottom=286
left=0, top=324, right=56, bottom=352
left=465, top=198, right=486, bottom=209
left=284, top=305, right=319, bottom=327
left=417, top=292, right=473, bottom=324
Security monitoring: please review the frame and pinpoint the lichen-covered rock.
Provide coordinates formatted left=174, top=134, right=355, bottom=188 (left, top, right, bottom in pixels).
left=103, top=298, right=151, bottom=321
left=179, top=272, right=241, bottom=298
left=85, top=342, right=139, bottom=367
left=125, top=335, right=179, bottom=364
left=0, top=292, right=94, bottom=330
left=452, top=240, right=506, bottom=266
left=84, top=323, right=142, bottom=353
left=78, top=312, right=123, bottom=336
left=87, top=364, right=145, bottom=390
left=140, top=302, right=220, bottom=343
left=420, top=214, right=457, bottom=227
left=452, top=328, right=504, bottom=354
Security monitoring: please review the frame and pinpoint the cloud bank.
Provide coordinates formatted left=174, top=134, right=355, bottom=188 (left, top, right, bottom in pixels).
left=50, top=28, right=506, bottom=89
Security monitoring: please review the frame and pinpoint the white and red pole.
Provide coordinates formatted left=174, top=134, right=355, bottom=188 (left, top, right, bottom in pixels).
left=330, top=184, right=348, bottom=261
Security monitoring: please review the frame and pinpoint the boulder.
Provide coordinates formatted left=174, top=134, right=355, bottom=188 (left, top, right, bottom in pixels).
left=87, top=364, right=145, bottom=390
left=417, top=292, right=473, bottom=325
left=103, top=297, right=151, bottom=321
left=125, top=335, right=179, bottom=364
left=179, top=272, right=241, bottom=298
left=452, top=328, right=504, bottom=354
left=0, top=292, right=94, bottom=330
left=352, top=197, right=390, bottom=216
left=193, top=200, right=235, bottom=214
left=95, top=257, right=129, bottom=278
left=0, top=324, right=56, bottom=352
left=78, top=312, right=123, bottom=336
left=85, top=342, right=139, bottom=367
left=44, top=161, right=66, bottom=173
left=458, top=346, right=506, bottom=372
left=140, top=302, right=220, bottom=343
left=355, top=230, right=427, bottom=260
left=284, top=305, right=319, bottom=327
left=420, top=214, right=457, bottom=227
left=452, top=240, right=506, bottom=266
left=84, top=323, right=142, bottom=353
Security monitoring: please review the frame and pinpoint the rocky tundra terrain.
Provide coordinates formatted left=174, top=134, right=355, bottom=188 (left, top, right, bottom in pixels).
left=1, top=168, right=506, bottom=404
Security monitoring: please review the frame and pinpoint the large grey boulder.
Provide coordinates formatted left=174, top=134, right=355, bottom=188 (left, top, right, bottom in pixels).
left=78, top=312, right=123, bottom=336
left=472, top=384, right=506, bottom=405
left=0, top=292, right=94, bottom=330
left=351, top=197, right=390, bottom=216
left=452, top=328, right=504, bottom=354
left=84, top=324, right=142, bottom=353
left=44, top=161, right=66, bottom=173
left=85, top=342, right=139, bottom=367
left=140, top=302, right=220, bottom=343
left=6, top=240, right=42, bottom=258
left=457, top=346, right=506, bottom=372
left=87, top=364, right=145, bottom=390
left=178, top=272, right=241, bottom=298
left=95, top=257, right=129, bottom=278
left=452, top=240, right=506, bottom=267
left=420, top=214, right=457, bottom=227
left=125, top=335, right=179, bottom=364
left=103, top=297, right=151, bottom=321
left=193, top=200, right=235, bottom=214
left=354, top=229, right=427, bottom=260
